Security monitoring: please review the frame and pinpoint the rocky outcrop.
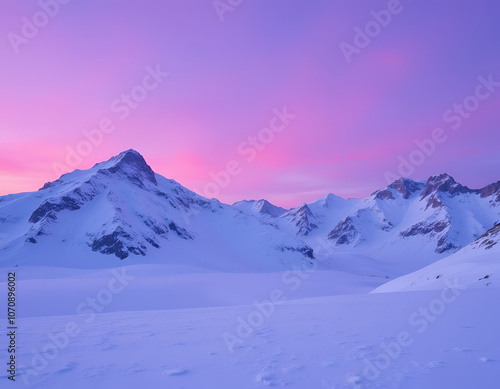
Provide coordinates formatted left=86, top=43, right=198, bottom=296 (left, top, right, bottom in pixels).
left=90, top=227, right=146, bottom=259
left=29, top=196, right=82, bottom=223
left=282, top=204, right=318, bottom=236
left=327, top=217, right=361, bottom=246
left=420, top=174, right=477, bottom=199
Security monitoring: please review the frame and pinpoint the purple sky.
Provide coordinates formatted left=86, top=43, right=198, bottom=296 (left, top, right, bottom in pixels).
left=1, top=0, right=499, bottom=207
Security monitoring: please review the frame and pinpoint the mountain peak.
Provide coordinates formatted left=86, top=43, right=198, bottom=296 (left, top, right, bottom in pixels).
left=420, top=173, right=474, bottom=199
left=96, top=149, right=157, bottom=188
left=282, top=204, right=318, bottom=236
left=296, top=204, right=312, bottom=213
left=372, top=177, right=424, bottom=200
left=480, top=181, right=500, bottom=201
left=118, top=148, right=142, bottom=158
left=39, top=149, right=157, bottom=191
left=323, top=193, right=344, bottom=204
left=252, top=199, right=285, bottom=217
left=233, top=199, right=287, bottom=218
left=428, top=173, right=455, bottom=184
left=105, top=149, right=148, bottom=169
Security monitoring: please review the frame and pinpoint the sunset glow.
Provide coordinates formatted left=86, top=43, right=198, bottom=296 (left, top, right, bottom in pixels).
left=1, top=0, right=499, bottom=207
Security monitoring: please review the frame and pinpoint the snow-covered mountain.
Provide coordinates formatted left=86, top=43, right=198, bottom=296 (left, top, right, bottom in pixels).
left=237, top=175, right=500, bottom=270
left=373, top=222, right=500, bottom=292
left=1, top=150, right=499, bottom=274
left=232, top=199, right=287, bottom=219
left=0, top=150, right=313, bottom=270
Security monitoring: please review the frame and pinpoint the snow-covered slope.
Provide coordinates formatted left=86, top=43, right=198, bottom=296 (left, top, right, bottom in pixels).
left=0, top=150, right=313, bottom=271
left=374, top=222, right=500, bottom=292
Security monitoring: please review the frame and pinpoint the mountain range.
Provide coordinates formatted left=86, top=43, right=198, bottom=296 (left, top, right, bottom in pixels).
left=1, top=149, right=499, bottom=277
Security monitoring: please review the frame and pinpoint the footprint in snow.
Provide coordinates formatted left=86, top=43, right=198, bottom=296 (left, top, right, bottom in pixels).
left=129, top=362, right=147, bottom=373
left=355, top=345, right=374, bottom=351
left=321, top=359, right=339, bottom=368
left=94, top=336, right=107, bottom=344
left=377, top=335, right=396, bottom=341
left=426, top=361, right=446, bottom=369
left=344, top=345, right=375, bottom=361
left=254, top=369, right=290, bottom=386
left=57, top=361, right=79, bottom=374
left=253, top=328, right=274, bottom=337
left=162, top=367, right=190, bottom=376
left=344, top=373, right=364, bottom=388
left=102, top=343, right=118, bottom=351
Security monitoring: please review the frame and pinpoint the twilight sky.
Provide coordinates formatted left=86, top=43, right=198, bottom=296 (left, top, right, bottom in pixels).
left=1, top=0, right=499, bottom=207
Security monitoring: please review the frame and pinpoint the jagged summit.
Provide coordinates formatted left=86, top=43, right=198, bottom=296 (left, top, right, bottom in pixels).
left=480, top=181, right=500, bottom=202
left=388, top=177, right=425, bottom=198
left=100, top=149, right=148, bottom=168
left=40, top=149, right=157, bottom=191
left=372, top=177, right=425, bottom=200
left=281, top=204, right=318, bottom=236
left=420, top=173, right=475, bottom=199
left=371, top=174, right=496, bottom=203
left=255, top=199, right=287, bottom=217
left=233, top=199, right=287, bottom=218
left=95, top=149, right=158, bottom=188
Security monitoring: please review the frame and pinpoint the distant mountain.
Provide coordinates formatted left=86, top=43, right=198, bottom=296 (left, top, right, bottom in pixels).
left=236, top=176, right=500, bottom=271
left=323, top=174, right=500, bottom=259
left=233, top=199, right=287, bottom=219
left=1, top=150, right=499, bottom=274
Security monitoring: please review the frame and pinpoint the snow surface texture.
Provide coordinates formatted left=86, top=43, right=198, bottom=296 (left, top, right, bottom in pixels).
left=1, top=150, right=499, bottom=388
left=4, top=272, right=500, bottom=389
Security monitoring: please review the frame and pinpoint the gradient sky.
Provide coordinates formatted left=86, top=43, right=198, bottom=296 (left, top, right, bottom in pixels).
left=1, top=0, right=499, bottom=207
